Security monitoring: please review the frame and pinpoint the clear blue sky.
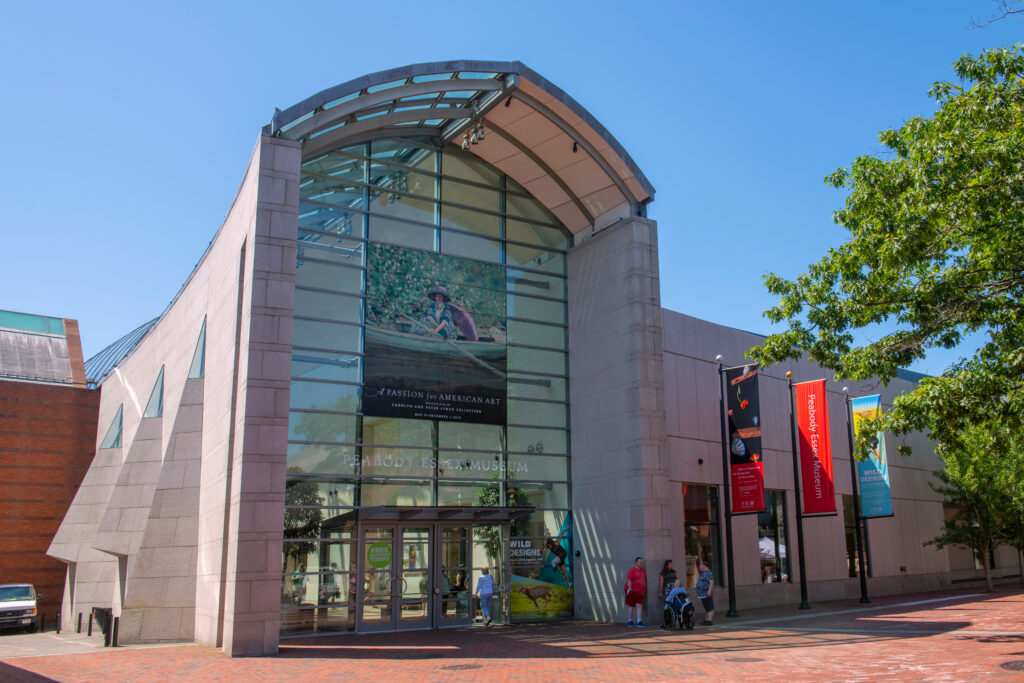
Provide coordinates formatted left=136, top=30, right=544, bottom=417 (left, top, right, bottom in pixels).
left=1, top=1, right=1018, bottom=374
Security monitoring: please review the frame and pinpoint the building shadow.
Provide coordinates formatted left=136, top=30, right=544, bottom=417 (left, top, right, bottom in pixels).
left=0, top=662, right=59, bottom=683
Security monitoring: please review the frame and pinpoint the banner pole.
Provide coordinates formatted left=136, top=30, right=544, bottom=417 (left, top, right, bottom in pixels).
left=844, top=389, right=870, bottom=603
left=787, top=373, right=811, bottom=610
left=717, top=358, right=739, bottom=618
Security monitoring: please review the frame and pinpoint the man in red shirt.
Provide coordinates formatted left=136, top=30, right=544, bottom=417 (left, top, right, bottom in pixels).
left=624, top=556, right=647, bottom=627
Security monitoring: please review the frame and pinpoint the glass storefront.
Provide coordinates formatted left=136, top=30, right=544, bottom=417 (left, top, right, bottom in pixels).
left=284, top=138, right=573, bottom=635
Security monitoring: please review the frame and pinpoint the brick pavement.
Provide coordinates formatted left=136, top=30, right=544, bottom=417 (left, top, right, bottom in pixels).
left=2, top=586, right=1023, bottom=682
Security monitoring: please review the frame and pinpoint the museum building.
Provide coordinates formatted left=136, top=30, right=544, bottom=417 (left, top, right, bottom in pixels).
left=47, top=61, right=1013, bottom=656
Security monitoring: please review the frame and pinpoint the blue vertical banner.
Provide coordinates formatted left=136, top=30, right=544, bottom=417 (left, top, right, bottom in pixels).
left=851, top=395, right=894, bottom=518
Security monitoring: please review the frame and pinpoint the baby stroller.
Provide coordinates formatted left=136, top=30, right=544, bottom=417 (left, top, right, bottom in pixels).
left=662, top=590, right=696, bottom=630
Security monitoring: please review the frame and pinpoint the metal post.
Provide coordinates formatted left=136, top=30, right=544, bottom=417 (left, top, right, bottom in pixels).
left=87, top=613, right=93, bottom=637
left=77, top=612, right=82, bottom=633
left=103, top=617, right=111, bottom=647
left=845, top=391, right=870, bottom=603
left=40, top=613, right=46, bottom=632
left=787, top=374, right=811, bottom=610
left=717, top=359, right=739, bottom=618
left=111, top=617, right=119, bottom=647
left=56, top=612, right=61, bottom=634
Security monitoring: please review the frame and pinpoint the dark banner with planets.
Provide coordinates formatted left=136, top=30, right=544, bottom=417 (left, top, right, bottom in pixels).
left=726, top=365, right=766, bottom=514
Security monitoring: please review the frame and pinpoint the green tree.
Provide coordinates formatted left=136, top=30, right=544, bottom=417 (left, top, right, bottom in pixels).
left=999, top=431, right=1024, bottom=588
left=925, top=424, right=1008, bottom=593
left=750, top=46, right=1024, bottom=451
left=283, top=468, right=324, bottom=570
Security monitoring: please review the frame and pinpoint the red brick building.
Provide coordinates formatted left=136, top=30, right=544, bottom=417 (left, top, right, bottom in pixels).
left=0, top=311, right=98, bottom=620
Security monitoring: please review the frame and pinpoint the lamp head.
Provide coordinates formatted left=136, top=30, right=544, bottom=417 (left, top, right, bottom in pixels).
left=785, top=371, right=792, bottom=378
left=714, top=354, right=723, bottom=363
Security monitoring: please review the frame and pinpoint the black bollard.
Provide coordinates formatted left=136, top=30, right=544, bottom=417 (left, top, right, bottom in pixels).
left=111, top=617, right=119, bottom=647
left=88, top=613, right=93, bottom=637
left=103, top=622, right=111, bottom=647
left=77, top=612, right=82, bottom=633
left=40, top=614, right=45, bottom=632
left=56, top=612, right=61, bottom=634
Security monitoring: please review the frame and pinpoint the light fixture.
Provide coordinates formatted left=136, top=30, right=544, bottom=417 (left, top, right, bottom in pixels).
left=572, top=141, right=578, bottom=153
left=504, top=96, right=512, bottom=107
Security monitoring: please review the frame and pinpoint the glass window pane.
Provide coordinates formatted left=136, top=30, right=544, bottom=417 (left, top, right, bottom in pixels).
left=299, top=201, right=366, bottom=236
left=292, top=320, right=363, bottom=353
left=506, top=243, right=564, bottom=274
left=508, top=374, right=567, bottom=402
left=368, top=186, right=437, bottom=223
left=302, top=176, right=367, bottom=211
left=508, top=399, right=567, bottom=428
left=437, top=451, right=504, bottom=478
left=295, top=261, right=364, bottom=296
left=360, top=446, right=435, bottom=477
left=440, top=202, right=500, bottom=237
left=360, top=479, right=435, bottom=506
left=287, top=443, right=359, bottom=475
left=303, top=151, right=365, bottom=181
left=507, top=482, right=569, bottom=509
left=506, top=192, right=557, bottom=224
left=368, top=216, right=436, bottom=251
left=442, top=153, right=501, bottom=186
left=438, top=480, right=499, bottom=507
left=506, top=320, right=565, bottom=350
left=297, top=237, right=366, bottom=267
left=285, top=480, right=357, bottom=510
left=438, top=422, right=504, bottom=451
left=508, top=426, right=567, bottom=455
left=506, top=219, right=570, bottom=250
left=362, top=416, right=435, bottom=448
left=292, top=352, right=362, bottom=383
left=294, top=290, right=363, bottom=324
left=289, top=380, right=360, bottom=413
left=289, top=411, right=359, bottom=443
left=508, top=346, right=566, bottom=376
left=507, top=454, right=569, bottom=481
left=508, top=294, right=566, bottom=325
left=440, top=230, right=502, bottom=263
left=442, top=178, right=500, bottom=214
left=372, top=139, right=436, bottom=170
left=507, top=269, right=566, bottom=299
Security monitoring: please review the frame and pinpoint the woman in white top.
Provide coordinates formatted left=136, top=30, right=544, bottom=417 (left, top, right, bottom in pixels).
left=475, top=566, right=496, bottom=626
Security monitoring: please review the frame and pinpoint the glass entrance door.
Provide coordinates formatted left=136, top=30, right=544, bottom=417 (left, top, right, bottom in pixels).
left=357, top=525, right=432, bottom=632
left=437, top=525, right=472, bottom=627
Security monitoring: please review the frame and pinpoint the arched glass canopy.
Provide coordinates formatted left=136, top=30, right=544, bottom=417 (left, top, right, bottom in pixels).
left=267, top=61, right=655, bottom=234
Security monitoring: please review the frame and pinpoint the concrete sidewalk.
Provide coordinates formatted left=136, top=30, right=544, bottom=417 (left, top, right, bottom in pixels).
left=2, top=586, right=1023, bottom=682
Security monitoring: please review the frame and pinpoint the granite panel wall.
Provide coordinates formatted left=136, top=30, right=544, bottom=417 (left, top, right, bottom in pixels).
left=48, top=134, right=299, bottom=655
left=567, top=217, right=670, bottom=622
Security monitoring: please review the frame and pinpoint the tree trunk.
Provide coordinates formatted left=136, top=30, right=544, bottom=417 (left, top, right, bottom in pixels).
left=1018, top=546, right=1023, bottom=589
left=983, top=547, right=994, bottom=593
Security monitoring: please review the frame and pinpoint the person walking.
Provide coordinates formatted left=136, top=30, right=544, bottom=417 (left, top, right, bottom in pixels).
left=624, top=557, right=647, bottom=627
left=696, top=561, right=715, bottom=626
left=475, top=566, right=496, bottom=626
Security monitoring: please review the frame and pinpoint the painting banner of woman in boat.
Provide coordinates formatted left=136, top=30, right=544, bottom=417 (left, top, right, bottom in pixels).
left=363, top=243, right=507, bottom=424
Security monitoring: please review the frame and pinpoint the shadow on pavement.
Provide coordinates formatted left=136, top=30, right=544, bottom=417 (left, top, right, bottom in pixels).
left=0, top=662, right=59, bottom=683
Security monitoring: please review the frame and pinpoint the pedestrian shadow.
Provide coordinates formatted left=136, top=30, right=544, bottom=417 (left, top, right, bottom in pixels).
left=0, top=662, right=59, bottom=682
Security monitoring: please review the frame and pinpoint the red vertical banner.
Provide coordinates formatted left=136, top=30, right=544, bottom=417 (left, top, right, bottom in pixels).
left=726, top=365, right=765, bottom=514
left=795, top=380, right=836, bottom=514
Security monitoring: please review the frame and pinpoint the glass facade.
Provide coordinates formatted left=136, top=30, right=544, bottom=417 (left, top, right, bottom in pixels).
left=284, top=137, right=573, bottom=634
left=758, top=490, right=790, bottom=583
left=682, top=484, right=721, bottom=588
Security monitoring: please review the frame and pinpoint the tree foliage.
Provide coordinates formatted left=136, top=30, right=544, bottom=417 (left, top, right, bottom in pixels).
left=925, top=423, right=1011, bottom=592
left=750, top=46, right=1024, bottom=449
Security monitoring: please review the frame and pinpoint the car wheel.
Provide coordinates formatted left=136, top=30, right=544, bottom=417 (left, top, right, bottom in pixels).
left=25, top=622, right=38, bottom=634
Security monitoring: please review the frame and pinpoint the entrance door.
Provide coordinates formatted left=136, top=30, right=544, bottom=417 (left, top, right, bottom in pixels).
left=357, top=525, right=431, bottom=632
left=436, top=525, right=473, bottom=627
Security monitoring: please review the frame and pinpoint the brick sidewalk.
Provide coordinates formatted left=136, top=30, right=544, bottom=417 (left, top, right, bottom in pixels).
left=3, top=586, right=1023, bottom=682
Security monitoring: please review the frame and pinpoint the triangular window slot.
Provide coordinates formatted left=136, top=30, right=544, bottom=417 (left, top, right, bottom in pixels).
left=188, top=317, right=206, bottom=379
left=99, top=404, right=123, bottom=449
left=143, top=366, right=164, bottom=418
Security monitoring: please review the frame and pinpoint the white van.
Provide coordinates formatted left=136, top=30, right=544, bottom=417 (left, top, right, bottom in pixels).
left=0, top=584, right=42, bottom=633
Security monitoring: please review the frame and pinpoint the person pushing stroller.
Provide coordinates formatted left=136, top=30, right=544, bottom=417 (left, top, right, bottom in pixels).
left=661, top=579, right=695, bottom=630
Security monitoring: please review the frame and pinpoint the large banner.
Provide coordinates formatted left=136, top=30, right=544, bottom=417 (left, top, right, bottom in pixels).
left=510, top=514, right=573, bottom=621
left=726, top=365, right=765, bottom=514
left=795, top=380, right=836, bottom=514
left=363, top=243, right=507, bottom=425
left=851, top=394, right=894, bottom=518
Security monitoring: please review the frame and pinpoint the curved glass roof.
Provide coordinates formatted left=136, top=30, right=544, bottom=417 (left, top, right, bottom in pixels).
left=84, top=318, right=158, bottom=388
left=268, top=61, right=654, bottom=234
